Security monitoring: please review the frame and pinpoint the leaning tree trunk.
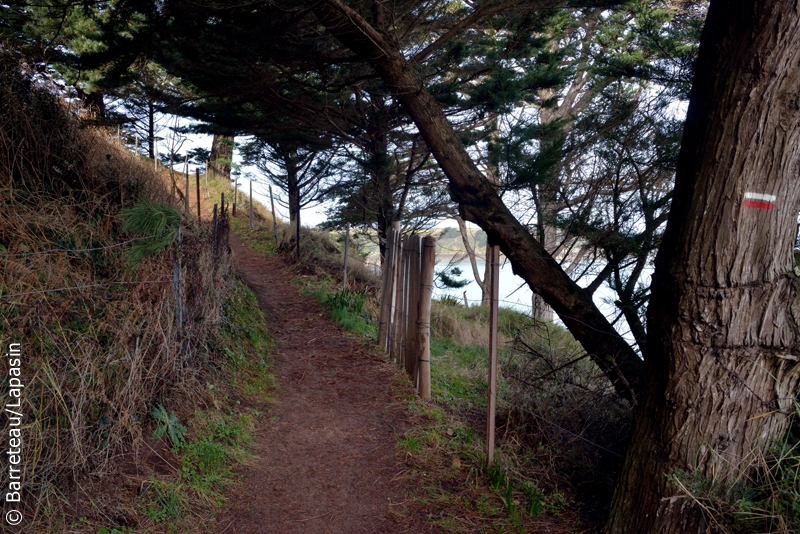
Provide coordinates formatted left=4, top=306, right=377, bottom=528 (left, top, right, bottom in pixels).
left=314, top=0, right=644, bottom=403
left=605, top=1, right=800, bottom=532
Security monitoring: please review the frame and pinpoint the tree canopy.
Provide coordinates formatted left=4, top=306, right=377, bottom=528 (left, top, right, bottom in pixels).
left=9, top=1, right=800, bottom=532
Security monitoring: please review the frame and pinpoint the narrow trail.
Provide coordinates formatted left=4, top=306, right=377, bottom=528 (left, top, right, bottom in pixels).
left=223, top=231, right=433, bottom=534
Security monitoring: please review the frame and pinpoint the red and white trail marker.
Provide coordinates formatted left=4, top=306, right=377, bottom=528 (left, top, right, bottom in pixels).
left=743, top=192, right=776, bottom=210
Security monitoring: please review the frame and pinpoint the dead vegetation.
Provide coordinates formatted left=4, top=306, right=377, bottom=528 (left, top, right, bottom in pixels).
left=0, top=53, right=247, bottom=532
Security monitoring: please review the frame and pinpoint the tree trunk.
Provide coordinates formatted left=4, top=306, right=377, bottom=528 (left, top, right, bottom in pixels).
left=605, top=2, right=800, bottom=532
left=287, top=152, right=300, bottom=224
left=284, top=150, right=302, bottom=259
left=533, top=198, right=558, bottom=322
left=210, top=134, right=234, bottom=179
left=315, top=0, right=644, bottom=403
left=455, top=215, right=488, bottom=303
left=366, top=96, right=393, bottom=264
left=372, top=143, right=393, bottom=264
left=148, top=101, right=155, bottom=160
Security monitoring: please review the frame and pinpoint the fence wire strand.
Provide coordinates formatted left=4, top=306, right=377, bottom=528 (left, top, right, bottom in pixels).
left=0, top=222, right=198, bottom=257
left=0, top=280, right=172, bottom=300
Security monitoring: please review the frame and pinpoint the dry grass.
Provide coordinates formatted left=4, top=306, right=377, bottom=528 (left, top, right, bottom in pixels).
left=0, top=53, right=237, bottom=531
left=431, top=301, right=493, bottom=347
left=422, top=296, right=635, bottom=529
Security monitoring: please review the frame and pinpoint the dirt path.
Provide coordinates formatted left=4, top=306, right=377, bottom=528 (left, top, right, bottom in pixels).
left=223, top=231, right=432, bottom=534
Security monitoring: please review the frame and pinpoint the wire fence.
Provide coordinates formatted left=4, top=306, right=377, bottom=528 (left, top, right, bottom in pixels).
left=0, top=280, right=172, bottom=300
left=0, top=219, right=206, bottom=301
left=495, top=394, right=623, bottom=458
left=0, top=221, right=199, bottom=258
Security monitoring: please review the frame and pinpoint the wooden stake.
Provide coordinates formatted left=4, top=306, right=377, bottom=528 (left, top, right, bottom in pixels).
left=463, top=291, right=469, bottom=308
left=389, top=221, right=401, bottom=360
left=395, top=235, right=409, bottom=367
left=154, top=141, right=158, bottom=173
left=185, top=173, right=190, bottom=215
left=233, top=177, right=238, bottom=217
left=377, top=227, right=397, bottom=351
left=169, top=152, right=175, bottom=198
left=406, top=235, right=421, bottom=379
left=418, top=235, right=435, bottom=401
left=195, top=169, right=201, bottom=221
left=392, top=234, right=406, bottom=366
left=212, top=204, right=218, bottom=241
left=249, top=179, right=254, bottom=229
left=205, top=160, right=210, bottom=198
left=296, top=210, right=301, bottom=261
left=486, top=244, right=500, bottom=468
left=269, top=184, right=279, bottom=246
left=343, top=226, right=351, bottom=290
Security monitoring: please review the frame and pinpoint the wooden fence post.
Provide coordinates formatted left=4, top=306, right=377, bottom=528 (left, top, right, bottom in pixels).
left=343, top=226, right=351, bottom=289
left=296, top=210, right=301, bottom=261
left=401, top=236, right=411, bottom=371
left=185, top=173, right=190, bottom=215
left=405, top=235, right=421, bottom=379
left=205, top=160, right=210, bottom=198
left=395, top=235, right=409, bottom=367
left=269, top=184, right=279, bottom=246
left=232, top=177, right=237, bottom=217
left=377, top=227, right=396, bottom=351
left=388, top=222, right=401, bottom=362
left=196, top=169, right=201, bottom=221
left=249, top=179, right=254, bottom=229
left=486, top=244, right=500, bottom=468
left=418, top=235, right=435, bottom=401
left=154, top=140, right=158, bottom=173
left=212, top=204, right=218, bottom=241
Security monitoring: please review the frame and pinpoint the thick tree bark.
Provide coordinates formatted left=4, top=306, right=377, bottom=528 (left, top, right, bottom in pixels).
left=314, top=0, right=644, bottom=403
left=209, top=134, right=234, bottom=179
left=605, top=2, right=800, bottom=532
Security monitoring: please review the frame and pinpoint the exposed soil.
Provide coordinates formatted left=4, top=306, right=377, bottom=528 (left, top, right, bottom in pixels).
left=222, top=231, right=433, bottom=534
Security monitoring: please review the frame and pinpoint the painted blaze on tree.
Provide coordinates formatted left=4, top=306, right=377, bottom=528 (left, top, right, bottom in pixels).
left=312, top=0, right=800, bottom=531
left=604, top=1, right=800, bottom=531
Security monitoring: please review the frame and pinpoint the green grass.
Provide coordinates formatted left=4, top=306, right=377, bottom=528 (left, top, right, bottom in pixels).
left=175, top=411, right=255, bottom=506
left=309, top=283, right=377, bottom=338
left=218, top=279, right=275, bottom=398
left=231, top=216, right=278, bottom=257
left=430, top=337, right=487, bottom=407
left=134, top=279, right=271, bottom=530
